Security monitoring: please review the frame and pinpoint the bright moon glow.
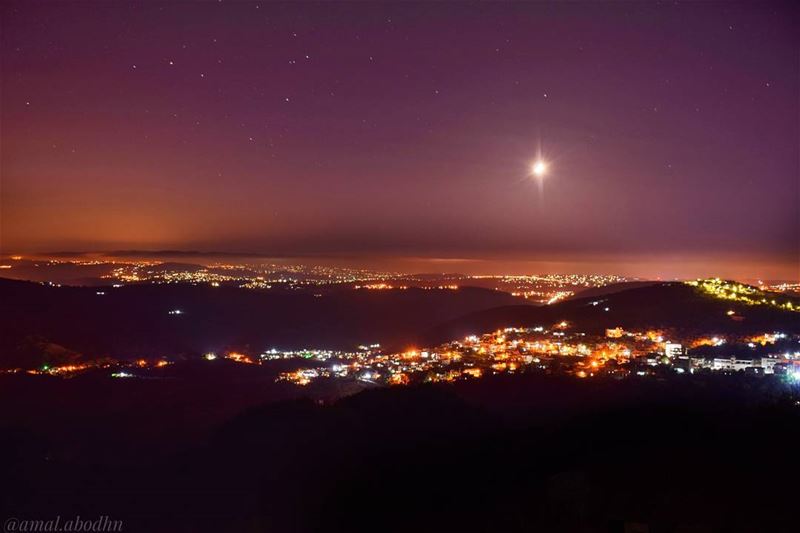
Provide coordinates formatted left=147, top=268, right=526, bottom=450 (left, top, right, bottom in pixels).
left=532, top=161, right=547, bottom=177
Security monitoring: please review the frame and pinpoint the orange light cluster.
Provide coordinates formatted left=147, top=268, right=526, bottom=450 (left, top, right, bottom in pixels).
left=644, top=330, right=664, bottom=342
left=354, top=283, right=408, bottom=290
left=226, top=352, right=255, bottom=364
left=281, top=371, right=311, bottom=386
left=389, top=373, right=409, bottom=385
left=463, top=368, right=482, bottom=378
left=749, top=333, right=780, bottom=346
left=690, top=337, right=725, bottom=348
left=401, top=350, right=419, bottom=360
left=45, top=364, right=91, bottom=375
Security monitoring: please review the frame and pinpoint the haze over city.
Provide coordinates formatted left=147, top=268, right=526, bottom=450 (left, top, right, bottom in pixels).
left=2, top=1, right=797, bottom=280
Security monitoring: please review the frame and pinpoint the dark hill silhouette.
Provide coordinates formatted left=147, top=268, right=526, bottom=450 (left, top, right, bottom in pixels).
left=4, top=372, right=798, bottom=532
left=421, top=281, right=800, bottom=344
left=0, top=277, right=523, bottom=368
left=567, top=280, right=657, bottom=300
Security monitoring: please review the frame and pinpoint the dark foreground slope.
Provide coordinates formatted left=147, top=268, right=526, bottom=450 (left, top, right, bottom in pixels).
left=2, top=372, right=799, bottom=532
left=0, top=278, right=523, bottom=367
left=423, top=282, right=800, bottom=344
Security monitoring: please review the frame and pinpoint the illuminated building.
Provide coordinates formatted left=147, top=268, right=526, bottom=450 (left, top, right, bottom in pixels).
left=664, top=342, right=683, bottom=358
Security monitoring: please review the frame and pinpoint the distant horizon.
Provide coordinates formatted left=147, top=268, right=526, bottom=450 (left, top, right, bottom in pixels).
left=1, top=248, right=796, bottom=282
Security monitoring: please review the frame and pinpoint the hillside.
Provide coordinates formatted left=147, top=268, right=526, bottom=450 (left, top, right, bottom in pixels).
left=0, top=278, right=523, bottom=368
left=421, top=281, right=800, bottom=344
left=567, top=280, right=658, bottom=300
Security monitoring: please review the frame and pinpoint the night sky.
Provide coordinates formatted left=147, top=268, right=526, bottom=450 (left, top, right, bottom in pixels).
left=1, top=1, right=797, bottom=279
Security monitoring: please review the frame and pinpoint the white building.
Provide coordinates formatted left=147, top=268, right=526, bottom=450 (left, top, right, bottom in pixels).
left=691, top=355, right=782, bottom=374
left=664, top=342, right=683, bottom=358
left=710, top=357, right=753, bottom=371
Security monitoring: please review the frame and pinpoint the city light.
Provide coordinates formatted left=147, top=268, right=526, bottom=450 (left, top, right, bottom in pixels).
left=687, top=278, right=799, bottom=313
left=226, top=352, right=254, bottom=364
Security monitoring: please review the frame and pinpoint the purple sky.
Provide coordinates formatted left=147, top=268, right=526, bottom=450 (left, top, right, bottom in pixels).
left=2, top=1, right=798, bottom=279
